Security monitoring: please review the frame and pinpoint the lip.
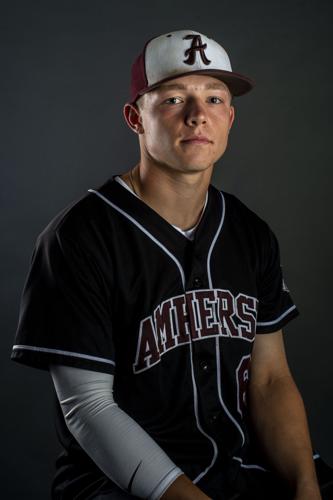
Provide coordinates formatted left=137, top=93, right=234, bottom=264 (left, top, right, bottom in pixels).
left=181, top=136, right=212, bottom=144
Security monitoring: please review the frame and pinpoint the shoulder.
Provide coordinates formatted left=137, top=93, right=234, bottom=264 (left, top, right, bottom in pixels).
left=221, top=190, right=268, bottom=229
left=36, top=178, right=116, bottom=253
left=215, top=188, right=279, bottom=266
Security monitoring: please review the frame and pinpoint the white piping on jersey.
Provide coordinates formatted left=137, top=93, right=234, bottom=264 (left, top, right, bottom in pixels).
left=256, top=305, right=297, bottom=327
left=232, top=452, right=320, bottom=471
left=206, top=191, right=246, bottom=448
left=88, top=189, right=186, bottom=289
left=188, top=339, right=219, bottom=484
left=114, top=176, right=208, bottom=241
left=207, top=191, right=225, bottom=289
left=231, top=456, right=267, bottom=471
left=215, top=338, right=245, bottom=447
left=12, top=345, right=115, bottom=366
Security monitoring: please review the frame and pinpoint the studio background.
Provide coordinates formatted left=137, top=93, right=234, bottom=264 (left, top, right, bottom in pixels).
left=2, top=0, right=332, bottom=498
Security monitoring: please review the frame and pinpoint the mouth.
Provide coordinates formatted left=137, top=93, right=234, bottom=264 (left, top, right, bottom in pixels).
left=181, top=136, right=212, bottom=145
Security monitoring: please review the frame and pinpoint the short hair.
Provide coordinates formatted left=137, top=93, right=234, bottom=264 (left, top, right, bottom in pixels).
left=135, top=95, right=145, bottom=112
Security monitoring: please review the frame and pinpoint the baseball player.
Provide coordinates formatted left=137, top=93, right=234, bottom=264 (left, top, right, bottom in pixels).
left=11, top=30, right=333, bottom=500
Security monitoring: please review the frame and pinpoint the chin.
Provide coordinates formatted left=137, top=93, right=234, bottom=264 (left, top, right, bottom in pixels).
left=182, top=156, right=216, bottom=170
left=150, top=153, right=214, bottom=174
left=176, top=162, right=213, bottom=174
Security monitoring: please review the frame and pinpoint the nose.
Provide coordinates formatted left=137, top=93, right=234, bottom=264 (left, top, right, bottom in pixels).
left=184, top=98, right=207, bottom=127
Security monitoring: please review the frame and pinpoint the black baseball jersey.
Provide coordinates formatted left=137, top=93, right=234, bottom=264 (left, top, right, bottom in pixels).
left=11, top=175, right=300, bottom=497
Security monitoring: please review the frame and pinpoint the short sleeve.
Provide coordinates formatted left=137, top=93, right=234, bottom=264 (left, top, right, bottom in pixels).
left=11, top=228, right=116, bottom=374
left=256, top=226, right=300, bottom=334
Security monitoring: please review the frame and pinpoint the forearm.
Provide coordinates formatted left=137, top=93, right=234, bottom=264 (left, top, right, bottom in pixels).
left=248, top=374, right=321, bottom=497
left=50, top=364, right=182, bottom=499
left=50, top=364, right=210, bottom=500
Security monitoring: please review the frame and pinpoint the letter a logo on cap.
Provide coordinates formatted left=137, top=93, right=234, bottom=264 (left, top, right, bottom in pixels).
left=183, top=34, right=211, bottom=65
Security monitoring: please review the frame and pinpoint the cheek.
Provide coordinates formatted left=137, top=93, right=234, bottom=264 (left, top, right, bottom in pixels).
left=213, top=123, right=230, bottom=155
left=144, top=120, right=174, bottom=152
left=215, top=115, right=231, bottom=141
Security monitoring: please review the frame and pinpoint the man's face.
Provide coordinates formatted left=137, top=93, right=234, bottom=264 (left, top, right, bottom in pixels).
left=135, top=74, right=235, bottom=174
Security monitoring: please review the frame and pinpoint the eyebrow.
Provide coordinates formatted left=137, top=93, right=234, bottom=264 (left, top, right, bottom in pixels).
left=158, top=82, right=229, bottom=91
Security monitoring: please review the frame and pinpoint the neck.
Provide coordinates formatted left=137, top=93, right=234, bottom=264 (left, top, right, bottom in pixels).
left=122, top=160, right=213, bottom=230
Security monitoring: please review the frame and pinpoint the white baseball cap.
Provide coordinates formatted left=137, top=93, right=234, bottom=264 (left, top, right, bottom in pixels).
left=130, top=29, right=254, bottom=103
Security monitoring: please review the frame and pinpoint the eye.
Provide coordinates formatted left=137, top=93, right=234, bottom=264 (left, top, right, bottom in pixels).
left=208, top=96, right=224, bottom=104
left=164, top=96, right=183, bottom=105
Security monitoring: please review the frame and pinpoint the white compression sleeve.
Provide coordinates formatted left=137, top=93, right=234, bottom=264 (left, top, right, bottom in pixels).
left=49, top=364, right=183, bottom=500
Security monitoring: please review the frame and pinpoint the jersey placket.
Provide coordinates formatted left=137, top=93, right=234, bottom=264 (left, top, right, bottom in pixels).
left=184, top=190, right=246, bottom=462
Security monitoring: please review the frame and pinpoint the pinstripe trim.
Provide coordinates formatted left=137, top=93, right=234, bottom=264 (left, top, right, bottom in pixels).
left=232, top=452, right=320, bottom=471
left=216, top=338, right=245, bottom=446
left=88, top=189, right=186, bottom=289
left=12, top=345, right=115, bottom=366
left=188, top=339, right=219, bottom=483
left=207, top=191, right=225, bottom=289
left=240, top=463, right=266, bottom=470
left=256, top=305, right=297, bottom=327
left=232, top=455, right=267, bottom=471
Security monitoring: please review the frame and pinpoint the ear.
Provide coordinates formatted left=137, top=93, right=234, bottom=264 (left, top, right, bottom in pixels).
left=123, top=103, right=144, bottom=134
left=228, top=105, right=235, bottom=133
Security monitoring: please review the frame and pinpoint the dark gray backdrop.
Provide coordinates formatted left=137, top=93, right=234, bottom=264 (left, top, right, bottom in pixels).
left=2, top=0, right=332, bottom=498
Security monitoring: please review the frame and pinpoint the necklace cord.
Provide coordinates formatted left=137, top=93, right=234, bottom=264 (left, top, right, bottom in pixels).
left=129, top=167, right=138, bottom=197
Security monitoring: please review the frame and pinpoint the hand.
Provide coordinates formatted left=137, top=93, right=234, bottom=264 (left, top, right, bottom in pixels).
left=294, top=495, right=321, bottom=500
left=160, top=474, right=211, bottom=500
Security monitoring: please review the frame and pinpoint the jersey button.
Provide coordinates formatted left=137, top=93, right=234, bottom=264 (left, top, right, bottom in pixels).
left=193, top=277, right=202, bottom=288
left=209, top=413, right=220, bottom=425
left=199, top=360, right=210, bottom=371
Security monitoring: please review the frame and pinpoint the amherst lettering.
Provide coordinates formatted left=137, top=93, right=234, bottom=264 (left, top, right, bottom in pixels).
left=133, top=289, right=257, bottom=373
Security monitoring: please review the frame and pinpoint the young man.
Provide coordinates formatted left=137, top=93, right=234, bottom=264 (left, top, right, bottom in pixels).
left=11, top=30, right=332, bottom=500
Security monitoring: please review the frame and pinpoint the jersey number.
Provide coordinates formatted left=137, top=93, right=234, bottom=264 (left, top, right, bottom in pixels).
left=236, top=355, right=251, bottom=417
